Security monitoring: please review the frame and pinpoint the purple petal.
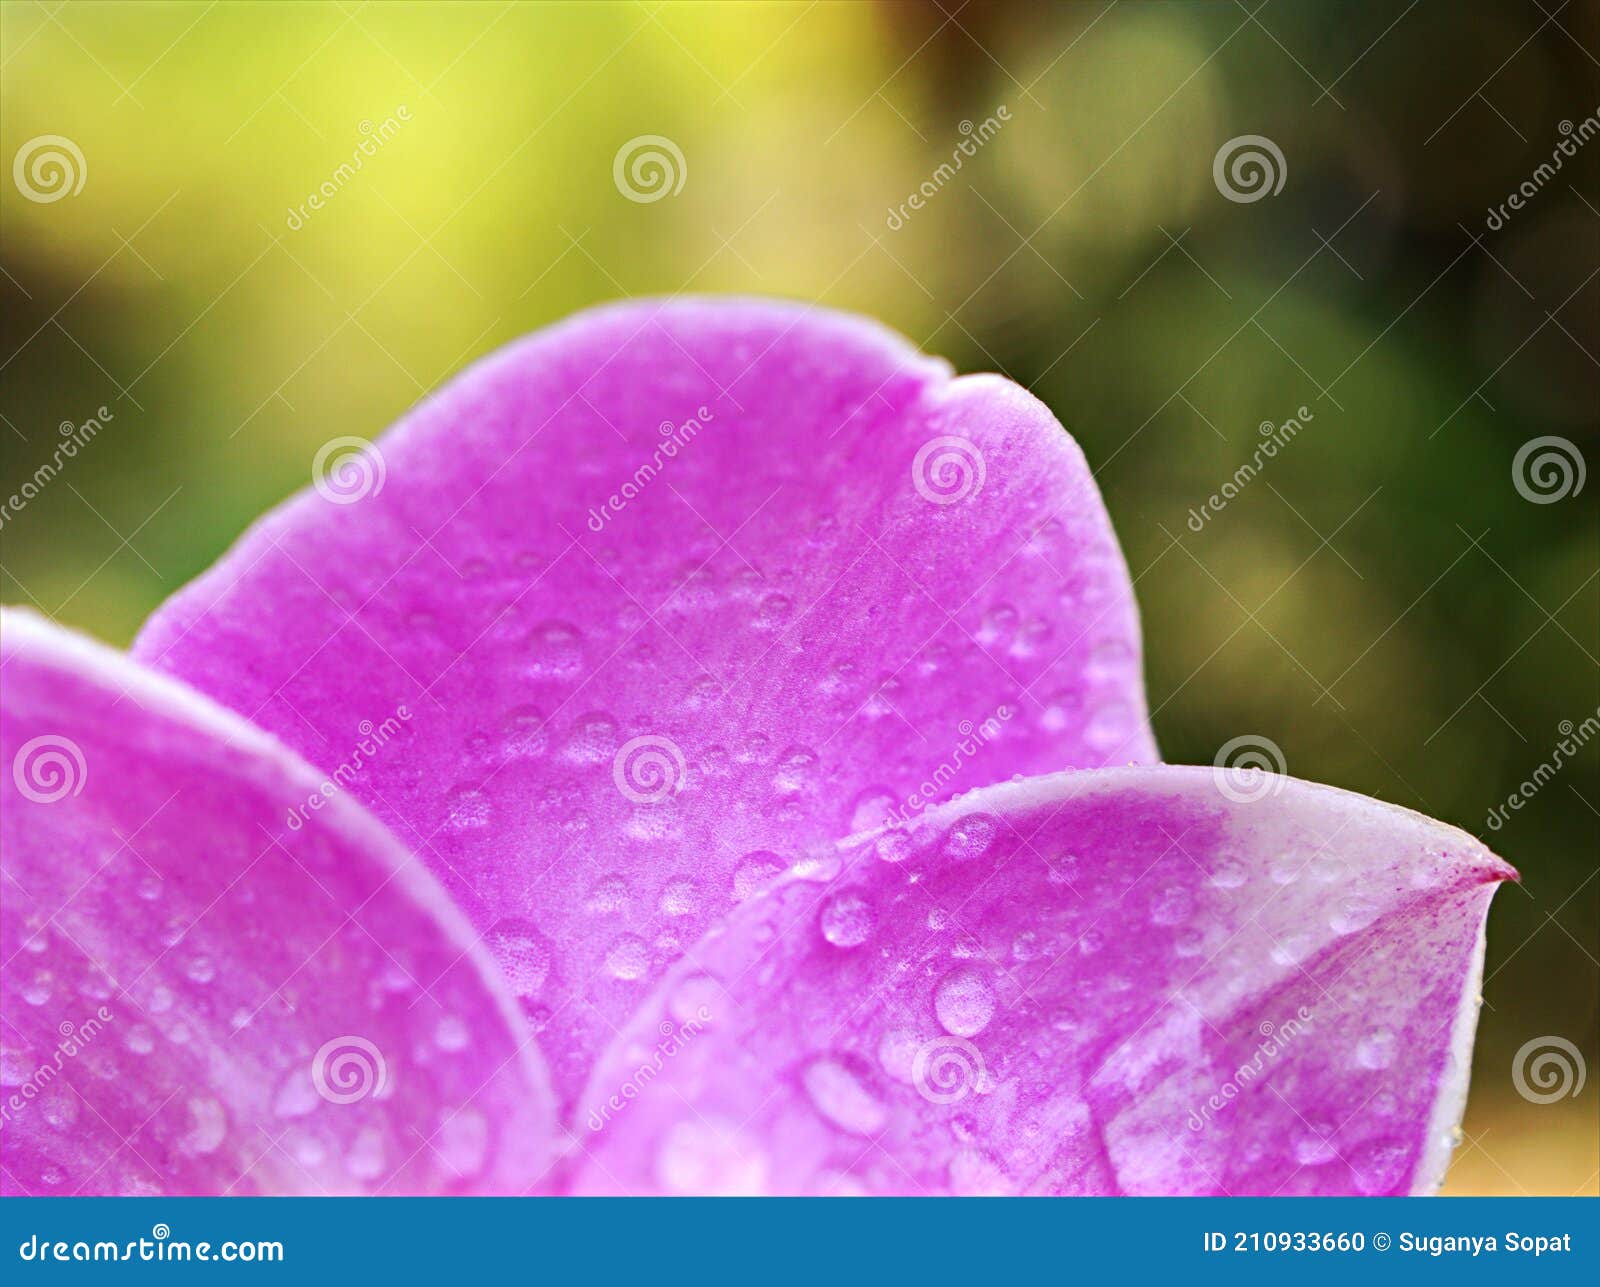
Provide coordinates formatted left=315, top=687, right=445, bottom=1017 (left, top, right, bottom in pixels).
left=569, top=766, right=1512, bottom=1195
left=1, top=610, right=556, bottom=1195
left=133, top=298, right=1156, bottom=1108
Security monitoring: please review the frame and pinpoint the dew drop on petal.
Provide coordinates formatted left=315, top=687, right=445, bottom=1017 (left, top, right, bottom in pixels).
left=819, top=891, right=875, bottom=948
left=935, top=965, right=996, bottom=1037
left=604, top=934, right=650, bottom=981
left=802, top=1057, right=887, bottom=1136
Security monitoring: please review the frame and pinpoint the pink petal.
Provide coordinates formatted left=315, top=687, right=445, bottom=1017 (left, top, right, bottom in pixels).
left=569, top=766, right=1512, bottom=1196
left=1, top=610, right=556, bottom=1195
left=133, top=298, right=1156, bottom=1109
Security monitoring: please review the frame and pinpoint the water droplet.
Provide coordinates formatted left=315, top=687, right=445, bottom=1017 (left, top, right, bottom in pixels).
left=177, top=1096, right=227, bottom=1157
left=875, top=829, right=913, bottom=863
left=0, top=1042, right=35, bottom=1084
left=658, top=878, right=701, bottom=917
left=586, top=875, right=630, bottom=915
left=1330, top=896, right=1380, bottom=935
left=820, top=891, right=875, bottom=948
left=1356, top=1030, right=1397, bottom=1071
left=564, top=711, right=619, bottom=763
left=944, top=814, right=996, bottom=860
left=435, top=1107, right=488, bottom=1178
left=847, top=787, right=898, bottom=835
left=877, top=1029, right=921, bottom=1084
left=1208, top=857, right=1248, bottom=888
left=655, top=1119, right=767, bottom=1196
left=1083, top=703, right=1134, bottom=753
left=345, top=1126, right=386, bottom=1181
left=503, top=706, right=548, bottom=757
left=935, top=965, right=996, bottom=1037
left=435, top=1014, right=470, bottom=1052
left=605, top=934, right=650, bottom=981
left=754, top=593, right=793, bottom=628
left=772, top=746, right=818, bottom=793
left=1270, top=934, right=1313, bottom=966
left=273, top=1070, right=318, bottom=1119
left=485, top=919, right=551, bottom=998
left=732, top=852, right=785, bottom=902
left=445, top=784, right=491, bottom=829
left=1149, top=887, right=1192, bottom=926
left=803, top=1057, right=887, bottom=1136
left=524, top=620, right=584, bottom=679
left=1292, top=1128, right=1338, bottom=1166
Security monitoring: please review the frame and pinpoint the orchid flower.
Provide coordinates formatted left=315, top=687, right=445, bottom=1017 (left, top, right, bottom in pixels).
left=1, top=299, right=1513, bottom=1197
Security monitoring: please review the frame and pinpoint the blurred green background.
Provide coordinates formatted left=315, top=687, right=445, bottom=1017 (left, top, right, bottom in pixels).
left=2, top=0, right=1595, bottom=1194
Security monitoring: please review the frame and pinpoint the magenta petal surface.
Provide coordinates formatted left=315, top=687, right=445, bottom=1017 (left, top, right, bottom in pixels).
left=133, top=298, right=1156, bottom=1108
left=570, top=766, right=1512, bottom=1196
left=1, top=610, right=556, bottom=1195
